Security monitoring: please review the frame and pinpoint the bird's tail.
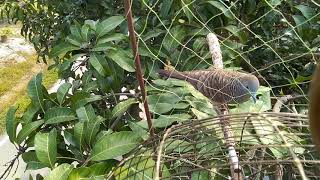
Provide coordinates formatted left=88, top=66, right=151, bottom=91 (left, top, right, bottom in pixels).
left=158, top=69, right=188, bottom=80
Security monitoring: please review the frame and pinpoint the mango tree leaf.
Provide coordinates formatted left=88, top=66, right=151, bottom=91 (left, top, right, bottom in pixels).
left=112, top=98, right=138, bottom=119
left=44, top=164, right=73, bottom=180
left=159, top=0, right=173, bottom=18
left=207, top=1, right=233, bottom=19
left=66, top=35, right=82, bottom=47
left=86, top=116, right=105, bottom=146
left=163, top=25, right=186, bottom=51
left=137, top=114, right=192, bottom=128
left=35, top=129, right=57, bottom=168
left=74, top=122, right=86, bottom=151
left=96, top=33, right=126, bottom=44
left=96, top=16, right=125, bottom=38
left=57, top=83, right=72, bottom=105
left=44, top=107, right=77, bottom=124
left=71, top=91, right=103, bottom=110
left=76, top=104, right=96, bottom=122
left=22, top=103, right=40, bottom=124
left=28, top=73, right=44, bottom=112
left=191, top=170, right=210, bottom=180
left=91, top=43, right=114, bottom=52
left=295, top=5, right=316, bottom=20
left=6, top=106, right=18, bottom=143
left=107, top=49, right=135, bottom=72
left=50, top=43, right=80, bottom=58
left=89, top=53, right=110, bottom=77
left=90, top=131, right=141, bottom=161
left=16, top=120, right=44, bottom=144
left=68, top=167, right=90, bottom=180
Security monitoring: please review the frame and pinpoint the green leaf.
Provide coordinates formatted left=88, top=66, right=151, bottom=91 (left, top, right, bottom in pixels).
left=163, top=25, right=186, bottom=51
left=142, top=29, right=165, bottom=41
left=149, top=103, right=174, bottom=114
left=112, top=98, right=138, bottom=119
left=181, top=0, right=193, bottom=22
left=89, top=53, right=110, bottom=77
left=138, top=114, right=191, bottom=128
left=16, top=120, right=44, bottom=144
left=81, top=24, right=91, bottom=41
left=207, top=1, right=233, bottom=19
left=22, top=104, right=40, bottom=124
left=44, top=164, right=73, bottom=180
left=6, top=106, right=18, bottom=143
left=28, top=73, right=44, bottom=112
left=70, top=25, right=82, bottom=40
left=107, top=49, right=135, bottom=72
left=90, top=131, right=141, bottom=161
left=193, top=37, right=206, bottom=51
left=35, top=129, right=57, bottom=168
left=74, top=122, right=86, bottom=151
left=224, top=25, right=248, bottom=43
left=86, top=116, right=105, bottom=146
left=160, top=0, right=173, bottom=18
left=295, top=5, right=315, bottom=20
left=44, top=107, right=77, bottom=124
left=96, top=16, right=125, bottom=38
left=76, top=104, right=96, bottom=122
left=91, top=43, right=115, bottom=52
left=191, top=170, right=210, bottom=180
left=71, top=92, right=103, bottom=110
left=68, top=167, right=91, bottom=180
left=26, top=161, right=47, bottom=170
left=66, top=35, right=82, bottom=47
left=96, top=33, right=126, bottom=44
left=57, top=83, right=72, bottom=105
left=50, top=43, right=80, bottom=58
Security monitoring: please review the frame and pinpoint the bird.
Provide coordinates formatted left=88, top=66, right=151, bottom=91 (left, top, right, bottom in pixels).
left=309, top=65, right=320, bottom=150
left=158, top=69, right=260, bottom=104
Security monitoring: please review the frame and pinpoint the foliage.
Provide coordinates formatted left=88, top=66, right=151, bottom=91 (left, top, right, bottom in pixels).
left=0, top=0, right=318, bottom=179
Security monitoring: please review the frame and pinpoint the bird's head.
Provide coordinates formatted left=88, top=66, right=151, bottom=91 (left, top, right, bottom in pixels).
left=240, top=75, right=260, bottom=103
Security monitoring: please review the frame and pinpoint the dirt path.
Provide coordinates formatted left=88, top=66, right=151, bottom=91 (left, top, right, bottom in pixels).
left=0, top=63, right=45, bottom=111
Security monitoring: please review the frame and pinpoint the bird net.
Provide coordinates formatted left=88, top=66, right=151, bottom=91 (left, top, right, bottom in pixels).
left=107, top=0, right=320, bottom=179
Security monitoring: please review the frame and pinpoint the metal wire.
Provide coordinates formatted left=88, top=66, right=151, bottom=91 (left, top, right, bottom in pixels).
left=107, top=112, right=318, bottom=180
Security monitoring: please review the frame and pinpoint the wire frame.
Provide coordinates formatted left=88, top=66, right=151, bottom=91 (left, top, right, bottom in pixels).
left=107, top=112, right=319, bottom=180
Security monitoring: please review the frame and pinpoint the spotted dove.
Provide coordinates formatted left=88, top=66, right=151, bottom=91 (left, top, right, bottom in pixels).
left=158, top=69, right=260, bottom=104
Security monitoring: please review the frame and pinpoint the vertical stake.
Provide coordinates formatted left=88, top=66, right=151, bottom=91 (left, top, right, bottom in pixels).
left=124, top=0, right=154, bottom=137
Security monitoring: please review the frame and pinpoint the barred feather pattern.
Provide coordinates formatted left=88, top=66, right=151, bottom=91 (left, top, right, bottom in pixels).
left=158, top=69, right=260, bottom=104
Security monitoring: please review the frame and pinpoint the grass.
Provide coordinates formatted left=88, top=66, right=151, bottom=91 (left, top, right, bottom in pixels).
left=0, top=60, right=34, bottom=96
left=0, top=66, right=58, bottom=134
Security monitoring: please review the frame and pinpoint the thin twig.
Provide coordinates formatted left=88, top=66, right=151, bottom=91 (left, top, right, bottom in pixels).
left=124, top=0, right=154, bottom=137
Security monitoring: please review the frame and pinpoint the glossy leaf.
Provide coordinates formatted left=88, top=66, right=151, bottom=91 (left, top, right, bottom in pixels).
left=89, top=53, right=110, bottom=76
left=22, top=103, right=40, bottom=124
left=112, top=98, right=138, bottom=119
left=16, top=120, right=44, bottom=144
left=91, top=43, right=114, bottom=52
left=96, top=16, right=125, bottom=38
left=74, top=122, right=85, bottom=151
left=28, top=73, right=44, bottom=112
left=71, top=92, right=103, bottom=110
left=50, top=43, right=80, bottom=58
left=76, top=104, right=96, bottom=122
left=57, top=83, right=72, bottom=105
left=44, top=164, right=73, bottom=180
left=107, top=49, right=135, bottom=72
left=6, top=106, right=18, bottom=143
left=90, top=131, right=141, bottom=161
left=44, top=107, right=77, bottom=124
left=96, top=33, right=126, bottom=44
left=35, top=129, right=57, bottom=168
left=86, top=116, right=105, bottom=146
left=207, top=1, right=233, bottom=19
